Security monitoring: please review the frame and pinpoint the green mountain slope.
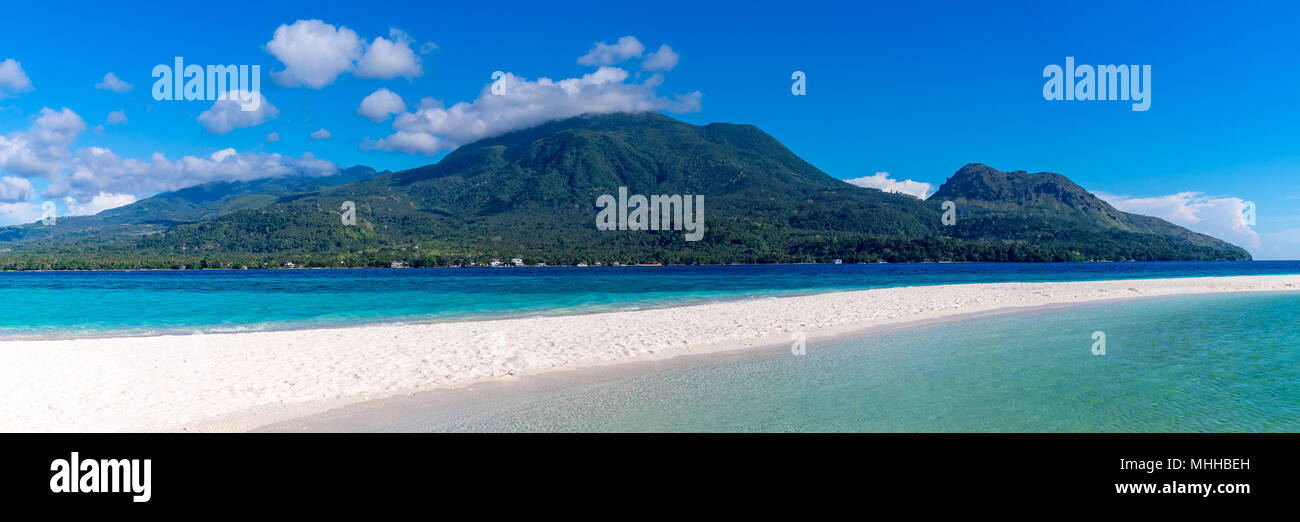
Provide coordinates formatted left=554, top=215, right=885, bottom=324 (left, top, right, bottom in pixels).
left=0, top=114, right=1250, bottom=269
left=98, top=165, right=383, bottom=225
left=0, top=166, right=383, bottom=247
left=132, top=113, right=949, bottom=266
left=927, top=163, right=1249, bottom=260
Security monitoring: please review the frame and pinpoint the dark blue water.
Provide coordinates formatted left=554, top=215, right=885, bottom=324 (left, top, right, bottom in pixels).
left=2, top=261, right=1297, bottom=337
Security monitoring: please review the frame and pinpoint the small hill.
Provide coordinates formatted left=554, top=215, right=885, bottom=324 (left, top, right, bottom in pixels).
left=928, top=163, right=1248, bottom=259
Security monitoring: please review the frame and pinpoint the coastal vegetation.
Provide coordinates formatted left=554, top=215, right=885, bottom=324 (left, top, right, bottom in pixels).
left=0, top=113, right=1250, bottom=270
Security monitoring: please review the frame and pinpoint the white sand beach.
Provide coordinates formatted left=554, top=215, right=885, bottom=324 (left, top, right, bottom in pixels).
left=2, top=274, right=1298, bottom=432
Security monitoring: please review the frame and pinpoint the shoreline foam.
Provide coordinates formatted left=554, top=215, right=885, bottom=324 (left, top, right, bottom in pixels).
left=2, top=275, right=1297, bottom=432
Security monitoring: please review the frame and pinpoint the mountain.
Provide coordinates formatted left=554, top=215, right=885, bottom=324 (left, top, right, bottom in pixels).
left=0, top=113, right=1249, bottom=269
left=927, top=163, right=1248, bottom=259
left=136, top=112, right=947, bottom=266
left=0, top=166, right=384, bottom=246
left=97, top=165, right=384, bottom=226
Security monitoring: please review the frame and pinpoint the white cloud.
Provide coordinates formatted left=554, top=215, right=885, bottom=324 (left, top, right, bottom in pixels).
left=1097, top=191, right=1261, bottom=250
left=45, top=147, right=336, bottom=202
left=0, top=201, right=43, bottom=225
left=367, top=66, right=702, bottom=156
left=364, top=130, right=445, bottom=155
left=0, top=59, right=33, bottom=98
left=578, top=36, right=645, bottom=66
left=210, top=148, right=237, bottom=162
left=266, top=132, right=280, bottom=143
left=357, top=88, right=406, bottom=122
left=642, top=44, right=680, bottom=71
left=355, top=28, right=422, bottom=79
left=309, top=128, right=331, bottom=140
left=844, top=172, right=934, bottom=200
left=95, top=72, right=134, bottom=93
left=0, top=107, right=85, bottom=178
left=197, top=90, right=278, bottom=134
left=0, top=176, right=33, bottom=202
left=0, top=107, right=337, bottom=210
left=266, top=19, right=363, bottom=88
left=64, top=192, right=136, bottom=216
left=419, top=42, right=438, bottom=55
left=106, top=110, right=127, bottom=125
left=266, top=21, right=425, bottom=87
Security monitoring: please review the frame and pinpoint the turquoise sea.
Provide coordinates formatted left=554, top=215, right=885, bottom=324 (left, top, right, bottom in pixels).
left=6, top=261, right=1299, bottom=432
left=415, top=292, right=1300, bottom=432
left=2, top=261, right=1299, bottom=338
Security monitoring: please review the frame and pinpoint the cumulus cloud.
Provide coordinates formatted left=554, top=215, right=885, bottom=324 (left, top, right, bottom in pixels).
left=0, top=201, right=43, bottom=224
left=266, top=20, right=423, bottom=88
left=95, top=72, right=134, bottom=93
left=64, top=192, right=136, bottom=216
left=44, top=147, right=337, bottom=202
left=844, top=172, right=934, bottom=200
left=642, top=44, right=680, bottom=71
left=266, top=132, right=280, bottom=143
left=210, top=148, right=237, bottom=162
left=0, top=107, right=336, bottom=218
left=106, top=110, right=127, bottom=125
left=357, top=88, right=406, bottom=122
left=309, top=128, right=331, bottom=140
left=365, top=66, right=702, bottom=156
left=0, top=107, right=86, bottom=178
left=197, top=90, right=278, bottom=134
left=0, top=59, right=33, bottom=98
left=365, top=130, right=445, bottom=155
left=355, top=28, right=422, bottom=79
left=578, top=36, right=646, bottom=66
left=266, top=19, right=363, bottom=88
left=0, top=176, right=34, bottom=202
left=1097, top=191, right=1261, bottom=250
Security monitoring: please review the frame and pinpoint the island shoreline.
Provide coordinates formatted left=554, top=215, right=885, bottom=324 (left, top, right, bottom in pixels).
left=2, top=274, right=1298, bottom=432
left=251, top=295, right=1175, bottom=432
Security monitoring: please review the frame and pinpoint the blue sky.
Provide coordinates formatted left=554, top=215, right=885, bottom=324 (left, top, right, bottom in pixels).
left=1, top=0, right=1298, bottom=258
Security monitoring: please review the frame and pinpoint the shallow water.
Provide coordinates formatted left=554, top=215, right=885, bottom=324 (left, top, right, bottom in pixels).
left=2, top=261, right=1298, bottom=337
left=425, top=292, right=1300, bottom=432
